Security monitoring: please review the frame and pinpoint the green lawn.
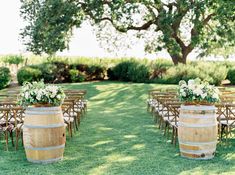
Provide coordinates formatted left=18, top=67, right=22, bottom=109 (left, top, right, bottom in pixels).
left=0, top=81, right=234, bottom=175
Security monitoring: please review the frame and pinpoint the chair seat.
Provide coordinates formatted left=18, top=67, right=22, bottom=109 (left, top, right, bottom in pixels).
left=64, top=116, right=74, bottom=123
left=0, top=123, right=14, bottom=132
left=16, top=123, right=24, bottom=130
left=169, top=121, right=178, bottom=128
left=221, top=120, right=235, bottom=126
left=163, top=116, right=175, bottom=121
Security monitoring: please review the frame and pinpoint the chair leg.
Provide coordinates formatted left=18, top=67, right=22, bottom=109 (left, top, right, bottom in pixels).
left=15, top=130, right=19, bottom=150
left=21, top=131, right=24, bottom=146
left=171, top=128, right=175, bottom=144
left=10, top=131, right=14, bottom=147
left=174, top=128, right=178, bottom=146
left=74, top=116, right=78, bottom=131
left=5, top=131, right=8, bottom=151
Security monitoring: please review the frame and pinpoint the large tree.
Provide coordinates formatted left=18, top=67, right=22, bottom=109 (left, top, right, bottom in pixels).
left=20, top=0, right=235, bottom=64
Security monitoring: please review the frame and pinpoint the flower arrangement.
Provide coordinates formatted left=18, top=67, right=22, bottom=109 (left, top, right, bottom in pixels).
left=18, top=81, right=66, bottom=107
left=178, top=78, right=220, bottom=104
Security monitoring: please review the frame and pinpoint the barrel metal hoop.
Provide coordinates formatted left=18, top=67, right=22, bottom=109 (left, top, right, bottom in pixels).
left=181, top=154, right=214, bottom=160
left=180, top=105, right=216, bottom=111
left=178, top=122, right=217, bottom=128
left=179, top=114, right=216, bottom=119
left=24, top=123, right=66, bottom=129
left=178, top=140, right=217, bottom=146
left=26, top=107, right=61, bottom=111
left=180, top=148, right=215, bottom=155
left=27, top=157, right=63, bottom=164
left=25, top=144, right=65, bottom=151
left=25, top=111, right=62, bottom=115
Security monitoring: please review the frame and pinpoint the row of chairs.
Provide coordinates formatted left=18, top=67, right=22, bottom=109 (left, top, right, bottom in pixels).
left=147, top=87, right=235, bottom=146
left=0, top=88, right=88, bottom=151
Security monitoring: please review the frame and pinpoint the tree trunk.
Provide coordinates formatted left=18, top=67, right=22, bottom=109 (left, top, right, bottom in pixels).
left=169, top=47, right=191, bottom=65
left=169, top=54, right=186, bottom=65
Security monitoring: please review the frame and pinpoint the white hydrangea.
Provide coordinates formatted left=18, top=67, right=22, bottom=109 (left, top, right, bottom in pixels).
left=201, top=93, right=207, bottom=99
left=212, top=93, right=219, bottom=99
left=25, top=92, right=30, bottom=99
left=193, top=88, right=203, bottom=96
left=178, top=78, right=220, bottom=103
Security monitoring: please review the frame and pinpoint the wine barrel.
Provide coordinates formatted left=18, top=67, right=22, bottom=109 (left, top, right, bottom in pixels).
left=178, top=105, right=217, bottom=160
left=23, top=106, right=66, bottom=163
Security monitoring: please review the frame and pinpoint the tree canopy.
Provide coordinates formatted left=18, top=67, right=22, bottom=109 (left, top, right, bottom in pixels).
left=20, top=0, right=235, bottom=64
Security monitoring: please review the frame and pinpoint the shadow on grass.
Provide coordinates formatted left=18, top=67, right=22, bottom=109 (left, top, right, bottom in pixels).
left=0, top=81, right=234, bottom=175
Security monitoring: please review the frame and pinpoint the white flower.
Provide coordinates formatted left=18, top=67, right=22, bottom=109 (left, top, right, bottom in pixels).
left=212, top=93, right=219, bottom=99
left=57, top=95, right=61, bottom=99
left=181, top=91, right=186, bottom=97
left=188, top=80, right=195, bottom=86
left=180, top=84, right=187, bottom=89
left=201, top=93, right=207, bottom=99
left=179, top=80, right=186, bottom=86
left=193, top=88, right=203, bottom=96
left=25, top=92, right=30, bottom=99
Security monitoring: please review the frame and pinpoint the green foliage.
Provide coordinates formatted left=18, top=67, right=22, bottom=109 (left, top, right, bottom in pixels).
left=156, top=62, right=227, bottom=85
left=151, top=59, right=174, bottom=79
left=85, top=65, right=106, bottom=81
left=20, top=0, right=83, bottom=55
left=69, top=69, right=85, bottom=83
left=110, top=60, right=150, bottom=83
left=127, top=62, right=150, bottom=83
left=17, top=67, right=42, bottom=85
left=107, top=67, right=116, bottom=80
left=3, top=55, right=24, bottom=65
left=227, top=68, right=235, bottom=85
left=33, top=63, right=57, bottom=83
left=0, top=67, right=11, bottom=89
left=20, top=1, right=235, bottom=64
left=112, top=61, right=136, bottom=81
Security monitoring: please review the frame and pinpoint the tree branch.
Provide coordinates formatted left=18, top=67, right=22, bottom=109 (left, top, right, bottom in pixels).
left=99, top=17, right=155, bottom=32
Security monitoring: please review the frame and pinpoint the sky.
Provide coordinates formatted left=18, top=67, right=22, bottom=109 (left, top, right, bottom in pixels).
left=0, top=1, right=199, bottom=60
left=0, top=1, right=173, bottom=59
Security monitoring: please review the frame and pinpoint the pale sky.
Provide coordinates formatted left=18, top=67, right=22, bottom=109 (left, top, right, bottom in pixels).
left=0, top=1, right=199, bottom=60
left=0, top=1, right=172, bottom=59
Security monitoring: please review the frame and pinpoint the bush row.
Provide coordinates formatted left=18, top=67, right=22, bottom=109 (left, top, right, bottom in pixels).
left=17, top=62, right=106, bottom=85
left=15, top=57, right=235, bottom=86
left=0, top=67, right=11, bottom=89
left=107, top=60, right=231, bottom=85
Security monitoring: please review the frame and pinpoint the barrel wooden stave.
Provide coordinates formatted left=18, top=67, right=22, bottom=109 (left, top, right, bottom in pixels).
left=23, top=106, right=66, bottom=163
left=178, top=105, right=217, bottom=160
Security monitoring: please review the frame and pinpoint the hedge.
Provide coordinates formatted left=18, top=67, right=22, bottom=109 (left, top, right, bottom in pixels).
left=0, top=67, right=11, bottom=89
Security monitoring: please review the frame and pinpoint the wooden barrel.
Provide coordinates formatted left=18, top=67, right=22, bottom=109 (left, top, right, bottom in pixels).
left=23, top=106, right=66, bottom=163
left=178, top=105, right=217, bottom=160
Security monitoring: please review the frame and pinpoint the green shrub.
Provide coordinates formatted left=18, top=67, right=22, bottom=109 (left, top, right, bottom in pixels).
left=72, top=64, right=89, bottom=72
left=156, top=63, right=227, bottom=85
left=85, top=65, right=106, bottom=80
left=31, top=63, right=57, bottom=83
left=112, top=61, right=136, bottom=81
left=0, top=67, right=11, bottom=89
left=227, top=68, right=235, bottom=85
left=151, top=59, right=173, bottom=79
left=69, top=69, right=85, bottom=83
left=108, top=60, right=150, bottom=83
left=17, top=67, right=42, bottom=85
left=51, top=61, right=70, bottom=83
left=3, top=55, right=24, bottom=65
left=107, top=67, right=117, bottom=80
left=127, top=62, right=150, bottom=83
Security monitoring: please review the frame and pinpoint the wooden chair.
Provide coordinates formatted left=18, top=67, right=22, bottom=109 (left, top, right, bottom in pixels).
left=12, top=106, right=25, bottom=150
left=62, top=102, right=75, bottom=138
left=0, top=108, right=14, bottom=151
left=220, top=103, right=235, bottom=142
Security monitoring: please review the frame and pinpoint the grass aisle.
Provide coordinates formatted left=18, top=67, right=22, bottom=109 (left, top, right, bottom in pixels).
left=0, top=81, right=234, bottom=175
